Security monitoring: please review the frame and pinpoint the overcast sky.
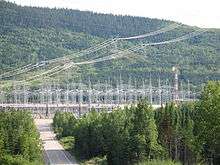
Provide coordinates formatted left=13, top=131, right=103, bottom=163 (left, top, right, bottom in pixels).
left=7, top=0, right=220, bottom=28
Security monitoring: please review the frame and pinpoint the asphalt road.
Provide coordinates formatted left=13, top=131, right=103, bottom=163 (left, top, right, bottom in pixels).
left=35, top=119, right=78, bottom=165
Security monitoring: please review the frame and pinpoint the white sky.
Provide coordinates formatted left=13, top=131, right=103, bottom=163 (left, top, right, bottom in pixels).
left=7, top=0, right=220, bottom=28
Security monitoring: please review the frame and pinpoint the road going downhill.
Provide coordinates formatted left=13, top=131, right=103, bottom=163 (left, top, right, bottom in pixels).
left=35, top=119, right=78, bottom=165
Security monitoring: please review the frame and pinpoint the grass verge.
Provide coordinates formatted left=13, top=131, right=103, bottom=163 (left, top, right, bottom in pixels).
left=59, top=136, right=107, bottom=165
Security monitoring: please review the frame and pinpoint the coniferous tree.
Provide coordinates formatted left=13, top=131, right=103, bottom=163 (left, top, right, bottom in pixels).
left=194, top=81, right=220, bottom=164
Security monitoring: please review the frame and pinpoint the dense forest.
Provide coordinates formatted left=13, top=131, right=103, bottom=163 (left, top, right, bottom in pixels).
left=53, top=81, right=220, bottom=165
left=0, top=0, right=220, bottom=88
left=0, top=110, right=43, bottom=165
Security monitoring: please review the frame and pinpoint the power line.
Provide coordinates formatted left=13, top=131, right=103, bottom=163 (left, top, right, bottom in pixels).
left=12, top=29, right=206, bottom=86
left=117, top=23, right=181, bottom=40
left=0, top=23, right=180, bottom=79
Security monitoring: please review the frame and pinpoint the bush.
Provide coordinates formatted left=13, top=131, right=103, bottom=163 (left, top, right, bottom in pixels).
left=0, top=154, right=43, bottom=165
left=136, top=159, right=181, bottom=165
left=0, top=109, right=43, bottom=164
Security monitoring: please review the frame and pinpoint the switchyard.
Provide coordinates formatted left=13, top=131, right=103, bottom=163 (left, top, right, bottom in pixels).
left=1, top=2, right=219, bottom=165
left=0, top=75, right=197, bottom=118
left=0, top=23, right=205, bottom=118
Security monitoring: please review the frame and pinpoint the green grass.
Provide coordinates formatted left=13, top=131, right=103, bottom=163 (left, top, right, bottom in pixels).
left=80, top=157, right=107, bottom=165
left=59, top=136, right=107, bottom=165
left=59, top=136, right=75, bottom=151
left=136, top=160, right=181, bottom=165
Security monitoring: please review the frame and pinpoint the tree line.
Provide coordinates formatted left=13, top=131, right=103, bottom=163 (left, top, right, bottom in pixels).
left=0, top=1, right=167, bottom=38
left=0, top=110, right=43, bottom=165
left=53, top=81, right=220, bottom=165
left=0, top=1, right=220, bottom=86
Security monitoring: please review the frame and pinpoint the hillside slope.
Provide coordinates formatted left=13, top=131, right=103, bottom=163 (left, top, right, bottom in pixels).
left=0, top=0, right=220, bottom=87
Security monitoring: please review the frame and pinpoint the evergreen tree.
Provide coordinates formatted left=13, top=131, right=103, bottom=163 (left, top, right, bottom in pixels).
left=194, top=81, right=220, bottom=164
left=0, top=109, right=43, bottom=164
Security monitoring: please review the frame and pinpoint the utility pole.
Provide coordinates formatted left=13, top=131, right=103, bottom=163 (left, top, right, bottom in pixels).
left=116, top=80, right=120, bottom=105
left=127, top=76, right=133, bottom=104
left=180, top=81, right=184, bottom=101
left=71, top=83, right=76, bottom=104
left=104, top=80, right=108, bottom=104
left=13, top=81, right=17, bottom=104
left=165, top=79, right=169, bottom=103
left=158, top=77, right=162, bottom=107
left=0, top=89, right=2, bottom=105
left=119, top=73, right=123, bottom=103
left=134, top=79, right=137, bottom=104
left=88, top=78, right=92, bottom=112
left=23, top=84, right=28, bottom=104
left=187, top=80, right=190, bottom=101
left=149, top=75, right=153, bottom=105
left=142, top=79, right=146, bottom=101
left=172, top=66, right=179, bottom=103
left=78, top=79, right=83, bottom=117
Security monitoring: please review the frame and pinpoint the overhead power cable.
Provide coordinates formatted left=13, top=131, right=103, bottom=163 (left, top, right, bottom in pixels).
left=0, top=23, right=180, bottom=79
left=0, top=39, right=116, bottom=79
left=126, top=29, right=206, bottom=52
left=15, top=29, right=206, bottom=86
left=117, top=23, right=181, bottom=40
left=42, top=23, right=181, bottom=63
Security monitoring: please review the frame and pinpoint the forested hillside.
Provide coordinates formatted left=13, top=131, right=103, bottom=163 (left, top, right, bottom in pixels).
left=0, top=0, right=220, bottom=87
left=0, top=110, right=43, bottom=164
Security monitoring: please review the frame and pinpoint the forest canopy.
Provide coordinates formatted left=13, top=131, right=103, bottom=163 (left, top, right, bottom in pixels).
left=0, top=0, right=220, bottom=87
left=53, top=81, right=220, bottom=165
